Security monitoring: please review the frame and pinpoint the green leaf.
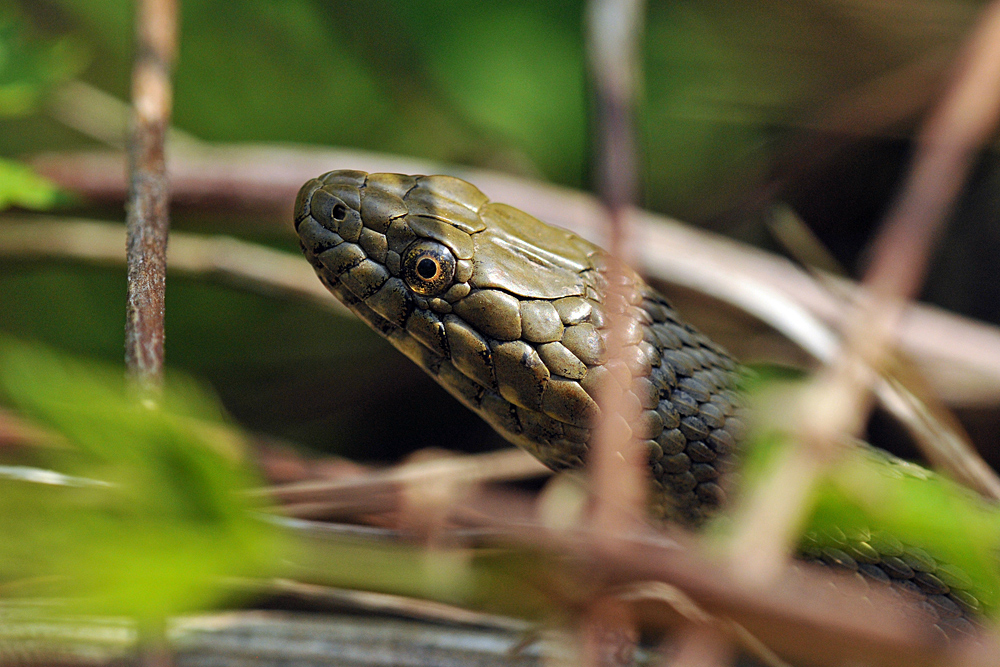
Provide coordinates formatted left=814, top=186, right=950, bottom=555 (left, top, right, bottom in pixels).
left=0, top=158, right=66, bottom=210
left=0, top=336, right=286, bottom=624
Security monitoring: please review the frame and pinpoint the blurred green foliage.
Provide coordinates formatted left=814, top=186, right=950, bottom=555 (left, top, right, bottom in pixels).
left=0, top=10, right=84, bottom=117
left=0, top=156, right=63, bottom=209
left=0, top=336, right=284, bottom=623
left=732, top=378, right=1000, bottom=614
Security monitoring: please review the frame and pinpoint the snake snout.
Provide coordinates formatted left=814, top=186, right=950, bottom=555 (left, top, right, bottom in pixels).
left=293, top=178, right=321, bottom=232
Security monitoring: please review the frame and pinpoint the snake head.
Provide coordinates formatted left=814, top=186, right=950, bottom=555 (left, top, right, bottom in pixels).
left=295, top=170, right=748, bottom=523
left=294, top=169, right=620, bottom=459
left=294, top=169, right=603, bottom=318
left=295, top=170, right=478, bottom=311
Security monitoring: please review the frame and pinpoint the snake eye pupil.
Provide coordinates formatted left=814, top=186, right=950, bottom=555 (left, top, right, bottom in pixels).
left=416, top=257, right=439, bottom=279
left=332, top=204, right=347, bottom=221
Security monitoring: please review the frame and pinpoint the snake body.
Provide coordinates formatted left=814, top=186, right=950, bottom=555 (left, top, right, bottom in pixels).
left=295, top=170, right=983, bottom=637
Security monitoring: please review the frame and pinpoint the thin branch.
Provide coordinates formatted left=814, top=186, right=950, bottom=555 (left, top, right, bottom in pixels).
left=32, top=144, right=1000, bottom=406
left=585, top=0, right=648, bottom=542
left=587, top=0, right=645, bottom=244
left=259, top=448, right=549, bottom=521
left=583, top=3, right=650, bottom=663
left=865, top=0, right=1000, bottom=301
left=125, top=0, right=178, bottom=396
left=245, top=578, right=533, bottom=632
left=0, top=218, right=347, bottom=314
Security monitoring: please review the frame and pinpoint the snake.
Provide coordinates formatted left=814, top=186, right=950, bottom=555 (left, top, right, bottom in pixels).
left=294, top=169, right=988, bottom=640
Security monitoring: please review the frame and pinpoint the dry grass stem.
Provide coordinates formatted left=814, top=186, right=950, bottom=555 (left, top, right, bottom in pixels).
left=253, top=578, right=532, bottom=632
left=878, top=374, right=1000, bottom=499
left=0, top=218, right=347, bottom=315
left=615, top=583, right=788, bottom=667
left=584, top=0, right=649, bottom=534
left=260, top=448, right=549, bottom=521
left=581, top=2, right=650, bottom=661
left=865, top=0, right=1000, bottom=301
left=48, top=80, right=200, bottom=150
left=583, top=0, right=649, bottom=542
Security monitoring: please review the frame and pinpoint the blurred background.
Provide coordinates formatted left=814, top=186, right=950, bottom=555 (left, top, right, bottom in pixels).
left=1, top=0, right=997, bottom=464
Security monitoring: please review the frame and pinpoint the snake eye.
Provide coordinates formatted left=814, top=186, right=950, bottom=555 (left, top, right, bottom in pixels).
left=402, top=240, right=456, bottom=296
left=332, top=204, right=347, bottom=221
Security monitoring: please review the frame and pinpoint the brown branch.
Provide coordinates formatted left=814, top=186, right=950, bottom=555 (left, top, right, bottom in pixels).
left=125, top=0, right=178, bottom=396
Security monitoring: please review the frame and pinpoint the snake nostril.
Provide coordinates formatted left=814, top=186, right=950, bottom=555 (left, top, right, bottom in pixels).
left=332, top=204, right=347, bottom=221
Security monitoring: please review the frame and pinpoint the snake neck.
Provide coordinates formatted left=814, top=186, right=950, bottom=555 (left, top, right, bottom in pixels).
left=317, top=248, right=748, bottom=527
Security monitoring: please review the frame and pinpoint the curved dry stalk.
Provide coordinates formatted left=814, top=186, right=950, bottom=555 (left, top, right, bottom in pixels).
left=245, top=579, right=533, bottom=632
left=31, top=144, right=1000, bottom=406
left=260, top=448, right=549, bottom=521
left=728, top=0, right=1000, bottom=587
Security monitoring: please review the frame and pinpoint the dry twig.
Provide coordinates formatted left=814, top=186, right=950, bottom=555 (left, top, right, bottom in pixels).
left=584, top=1, right=649, bottom=662
left=124, top=0, right=178, bottom=396
left=0, top=218, right=346, bottom=313
left=728, top=0, right=1000, bottom=587
left=261, top=448, right=549, bottom=521
left=585, top=0, right=648, bottom=543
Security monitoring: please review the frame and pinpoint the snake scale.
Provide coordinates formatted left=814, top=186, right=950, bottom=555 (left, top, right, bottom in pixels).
left=295, top=169, right=985, bottom=639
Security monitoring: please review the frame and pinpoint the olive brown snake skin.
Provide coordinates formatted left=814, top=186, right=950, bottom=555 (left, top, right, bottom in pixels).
left=294, top=169, right=987, bottom=639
